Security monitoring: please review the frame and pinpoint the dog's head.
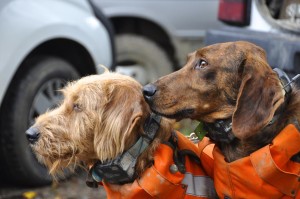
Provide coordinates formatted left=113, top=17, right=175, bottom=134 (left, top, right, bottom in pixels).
left=27, top=72, right=149, bottom=175
left=143, top=41, right=285, bottom=140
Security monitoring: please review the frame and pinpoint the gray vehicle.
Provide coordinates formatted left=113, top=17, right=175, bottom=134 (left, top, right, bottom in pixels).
left=92, top=0, right=222, bottom=84
left=205, top=0, right=300, bottom=78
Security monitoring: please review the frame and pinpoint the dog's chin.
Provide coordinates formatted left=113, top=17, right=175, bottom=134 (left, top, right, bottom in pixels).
left=39, top=156, right=78, bottom=176
left=151, top=108, right=194, bottom=121
left=32, top=147, right=78, bottom=171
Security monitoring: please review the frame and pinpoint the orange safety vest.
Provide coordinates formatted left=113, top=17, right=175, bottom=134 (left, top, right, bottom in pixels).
left=103, top=131, right=217, bottom=199
left=199, top=124, right=300, bottom=199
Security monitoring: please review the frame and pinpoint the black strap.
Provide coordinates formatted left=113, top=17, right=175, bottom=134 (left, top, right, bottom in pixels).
left=163, top=131, right=202, bottom=174
left=143, top=113, right=161, bottom=140
left=179, top=149, right=201, bottom=165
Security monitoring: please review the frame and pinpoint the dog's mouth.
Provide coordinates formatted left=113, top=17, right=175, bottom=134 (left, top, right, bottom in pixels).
left=150, top=108, right=194, bottom=120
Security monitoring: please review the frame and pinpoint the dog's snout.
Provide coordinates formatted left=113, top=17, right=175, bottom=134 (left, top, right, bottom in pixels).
left=26, top=126, right=40, bottom=144
left=142, top=84, right=157, bottom=100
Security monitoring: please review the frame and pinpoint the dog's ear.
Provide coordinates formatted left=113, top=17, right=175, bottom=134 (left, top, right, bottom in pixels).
left=108, top=93, right=146, bottom=154
left=232, top=56, right=285, bottom=140
left=94, top=84, right=146, bottom=161
left=122, top=105, right=144, bottom=142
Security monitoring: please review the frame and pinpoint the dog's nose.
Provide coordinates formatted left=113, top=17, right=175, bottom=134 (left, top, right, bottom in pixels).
left=142, top=84, right=157, bottom=100
left=26, top=127, right=40, bottom=144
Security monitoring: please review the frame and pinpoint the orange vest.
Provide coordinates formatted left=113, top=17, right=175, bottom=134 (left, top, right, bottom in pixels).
left=199, top=124, right=300, bottom=199
left=103, top=132, right=216, bottom=199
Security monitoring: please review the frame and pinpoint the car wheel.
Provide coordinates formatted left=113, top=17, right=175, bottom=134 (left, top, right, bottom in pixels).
left=0, top=56, right=80, bottom=186
left=115, top=34, right=173, bottom=85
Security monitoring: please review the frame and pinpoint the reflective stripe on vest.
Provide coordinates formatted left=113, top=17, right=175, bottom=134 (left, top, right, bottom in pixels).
left=182, top=172, right=216, bottom=198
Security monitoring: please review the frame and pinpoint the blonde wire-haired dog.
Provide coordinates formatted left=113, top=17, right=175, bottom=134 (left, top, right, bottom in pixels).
left=26, top=70, right=216, bottom=198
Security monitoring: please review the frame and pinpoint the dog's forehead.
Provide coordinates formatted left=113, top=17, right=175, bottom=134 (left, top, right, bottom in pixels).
left=202, top=41, right=263, bottom=55
left=198, top=42, right=233, bottom=54
left=193, top=41, right=264, bottom=64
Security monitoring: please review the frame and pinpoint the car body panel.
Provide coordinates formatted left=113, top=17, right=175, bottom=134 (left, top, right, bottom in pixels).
left=92, top=0, right=222, bottom=39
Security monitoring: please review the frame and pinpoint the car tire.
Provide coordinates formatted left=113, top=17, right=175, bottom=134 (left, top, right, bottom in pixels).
left=115, top=34, right=173, bottom=85
left=0, top=56, right=80, bottom=186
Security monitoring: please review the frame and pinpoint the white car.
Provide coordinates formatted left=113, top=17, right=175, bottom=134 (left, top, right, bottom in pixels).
left=0, top=0, right=114, bottom=186
left=92, top=0, right=222, bottom=85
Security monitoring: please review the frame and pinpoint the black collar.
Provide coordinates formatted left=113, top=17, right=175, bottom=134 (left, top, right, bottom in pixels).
left=204, top=119, right=235, bottom=144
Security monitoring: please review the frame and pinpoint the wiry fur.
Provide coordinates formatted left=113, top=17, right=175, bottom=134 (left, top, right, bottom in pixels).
left=30, top=72, right=173, bottom=178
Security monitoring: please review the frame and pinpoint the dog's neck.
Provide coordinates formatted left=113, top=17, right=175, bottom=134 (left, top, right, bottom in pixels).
left=218, top=88, right=300, bottom=162
left=88, top=113, right=173, bottom=186
left=87, top=112, right=173, bottom=188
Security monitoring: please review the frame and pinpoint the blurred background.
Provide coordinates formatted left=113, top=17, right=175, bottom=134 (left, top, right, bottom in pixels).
left=0, top=0, right=299, bottom=198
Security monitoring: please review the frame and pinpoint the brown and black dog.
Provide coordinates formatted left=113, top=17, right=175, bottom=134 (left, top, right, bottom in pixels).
left=143, top=41, right=300, bottom=197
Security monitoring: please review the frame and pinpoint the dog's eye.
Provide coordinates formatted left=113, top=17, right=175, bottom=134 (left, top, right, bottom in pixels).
left=194, top=60, right=208, bottom=70
left=73, top=104, right=81, bottom=112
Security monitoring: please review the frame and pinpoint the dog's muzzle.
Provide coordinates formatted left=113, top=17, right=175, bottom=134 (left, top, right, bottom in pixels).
left=26, top=126, right=40, bottom=144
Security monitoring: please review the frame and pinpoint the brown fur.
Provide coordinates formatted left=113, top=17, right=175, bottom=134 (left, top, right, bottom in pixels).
left=30, top=72, right=173, bottom=178
left=144, top=41, right=300, bottom=162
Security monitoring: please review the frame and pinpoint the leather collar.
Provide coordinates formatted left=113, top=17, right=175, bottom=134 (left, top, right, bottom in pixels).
left=204, top=119, right=235, bottom=144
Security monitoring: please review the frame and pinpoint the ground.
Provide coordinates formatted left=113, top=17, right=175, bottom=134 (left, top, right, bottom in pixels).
left=0, top=171, right=106, bottom=199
